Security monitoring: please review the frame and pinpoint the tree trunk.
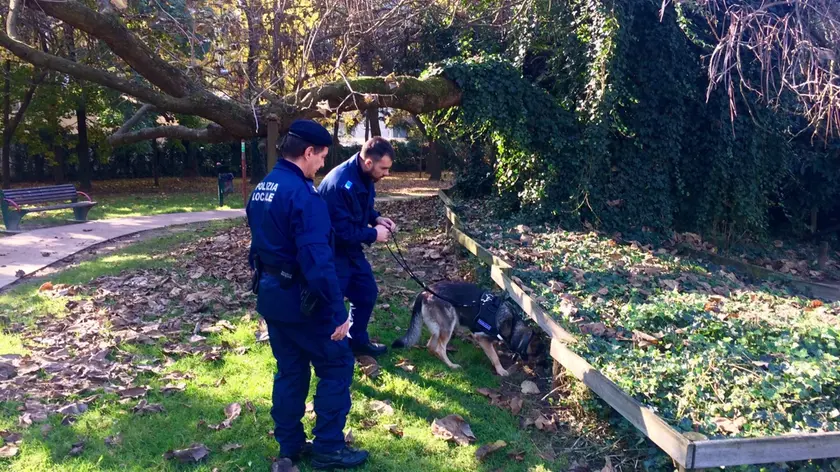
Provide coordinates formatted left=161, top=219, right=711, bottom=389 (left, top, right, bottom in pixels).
left=52, top=145, right=67, bottom=184
left=35, top=154, right=45, bottom=181
left=412, top=114, right=442, bottom=181
left=12, top=145, right=24, bottom=182
left=183, top=140, right=198, bottom=177
left=359, top=40, right=382, bottom=138
left=249, top=138, right=264, bottom=183
left=65, top=26, right=91, bottom=191
left=2, top=60, right=11, bottom=189
left=152, top=140, right=160, bottom=186
left=244, top=0, right=266, bottom=182
left=270, top=0, right=284, bottom=84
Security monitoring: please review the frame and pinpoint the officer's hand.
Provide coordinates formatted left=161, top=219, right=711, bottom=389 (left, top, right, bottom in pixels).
left=376, top=217, right=397, bottom=232
left=374, top=225, right=390, bottom=243
left=331, top=318, right=352, bottom=341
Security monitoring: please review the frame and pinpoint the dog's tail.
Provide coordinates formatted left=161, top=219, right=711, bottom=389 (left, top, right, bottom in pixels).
left=391, top=293, right=424, bottom=349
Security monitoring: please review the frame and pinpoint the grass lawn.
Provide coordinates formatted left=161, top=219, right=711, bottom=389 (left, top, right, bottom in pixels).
left=0, top=198, right=633, bottom=472
left=1, top=173, right=452, bottom=232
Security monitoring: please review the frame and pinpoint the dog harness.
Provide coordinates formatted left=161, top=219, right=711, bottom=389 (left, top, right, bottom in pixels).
left=471, top=292, right=504, bottom=341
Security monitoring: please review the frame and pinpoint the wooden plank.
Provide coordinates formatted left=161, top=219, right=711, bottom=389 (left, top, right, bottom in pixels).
left=437, top=189, right=458, bottom=209
left=691, top=432, right=840, bottom=468
left=678, top=246, right=840, bottom=302
left=443, top=205, right=463, bottom=229
left=449, top=226, right=512, bottom=271
left=489, top=265, right=577, bottom=344
left=549, top=339, right=694, bottom=468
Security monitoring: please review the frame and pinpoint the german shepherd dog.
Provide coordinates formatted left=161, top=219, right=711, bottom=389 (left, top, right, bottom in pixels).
left=391, top=281, right=544, bottom=376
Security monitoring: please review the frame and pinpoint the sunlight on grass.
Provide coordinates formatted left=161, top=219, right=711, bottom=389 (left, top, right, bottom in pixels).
left=0, top=221, right=568, bottom=472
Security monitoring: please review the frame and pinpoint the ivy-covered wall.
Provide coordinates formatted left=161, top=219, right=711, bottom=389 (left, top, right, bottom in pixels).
left=430, top=0, right=840, bottom=242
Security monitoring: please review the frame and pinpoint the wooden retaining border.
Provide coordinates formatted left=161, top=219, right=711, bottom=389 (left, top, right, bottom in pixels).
left=676, top=246, right=840, bottom=302
left=437, top=189, right=840, bottom=471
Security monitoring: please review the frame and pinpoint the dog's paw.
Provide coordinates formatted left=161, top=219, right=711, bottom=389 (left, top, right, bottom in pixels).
left=450, top=364, right=461, bottom=370
left=496, top=368, right=510, bottom=377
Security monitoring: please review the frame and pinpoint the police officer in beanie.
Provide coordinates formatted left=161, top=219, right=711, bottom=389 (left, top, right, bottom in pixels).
left=247, top=119, right=369, bottom=469
left=318, top=136, right=395, bottom=358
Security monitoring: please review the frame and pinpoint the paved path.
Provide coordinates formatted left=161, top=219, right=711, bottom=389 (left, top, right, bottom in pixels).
left=0, top=209, right=246, bottom=290
left=0, top=192, right=437, bottom=291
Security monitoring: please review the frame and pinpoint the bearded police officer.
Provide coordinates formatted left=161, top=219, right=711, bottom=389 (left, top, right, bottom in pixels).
left=318, top=137, right=395, bottom=358
left=247, top=119, right=369, bottom=469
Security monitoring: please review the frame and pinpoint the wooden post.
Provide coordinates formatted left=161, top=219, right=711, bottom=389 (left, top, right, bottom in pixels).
left=240, top=140, right=247, bottom=204
left=266, top=114, right=279, bottom=171
left=552, top=360, right=563, bottom=389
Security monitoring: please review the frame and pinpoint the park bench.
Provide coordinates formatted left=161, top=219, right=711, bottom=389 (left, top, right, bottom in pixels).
left=0, top=184, right=97, bottom=232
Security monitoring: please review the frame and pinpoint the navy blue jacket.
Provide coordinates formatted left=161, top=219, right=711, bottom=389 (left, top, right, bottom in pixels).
left=317, top=154, right=381, bottom=256
left=246, top=159, right=347, bottom=325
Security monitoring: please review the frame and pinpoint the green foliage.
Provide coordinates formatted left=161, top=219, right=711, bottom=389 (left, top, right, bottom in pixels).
left=430, top=0, right=840, bottom=242
left=425, top=56, right=582, bottom=219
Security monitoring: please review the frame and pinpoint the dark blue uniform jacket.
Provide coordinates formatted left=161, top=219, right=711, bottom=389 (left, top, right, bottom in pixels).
left=246, top=159, right=347, bottom=326
left=317, top=154, right=380, bottom=255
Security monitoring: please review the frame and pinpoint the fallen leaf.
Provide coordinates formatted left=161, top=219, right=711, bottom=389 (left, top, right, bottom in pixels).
left=271, top=458, right=300, bottom=472
left=567, top=459, right=590, bottom=472
left=132, top=399, right=164, bottom=415
left=105, top=434, right=123, bottom=447
left=164, top=443, right=210, bottom=463
left=386, top=424, right=404, bottom=438
left=580, top=322, right=606, bottom=337
left=0, top=444, right=18, bottom=458
left=809, top=300, right=824, bottom=308
left=57, top=402, right=88, bottom=416
left=68, top=440, right=85, bottom=456
left=475, top=440, right=506, bottom=461
left=395, top=359, right=415, bottom=372
left=431, top=414, right=476, bottom=446
left=521, top=380, right=540, bottom=395
left=534, top=414, right=557, bottom=432
left=118, top=387, right=148, bottom=399
left=39, top=282, right=53, bottom=292
left=221, top=443, right=243, bottom=452
left=597, top=287, right=609, bottom=296
left=712, top=416, right=746, bottom=435
left=369, top=400, right=394, bottom=416
left=203, top=403, right=242, bottom=431
left=345, top=429, right=355, bottom=444
left=538, top=447, right=557, bottom=462
left=360, top=418, right=377, bottom=429
left=357, top=356, right=380, bottom=378
left=507, top=449, right=525, bottom=461
left=161, top=383, right=187, bottom=395
left=509, top=397, right=524, bottom=415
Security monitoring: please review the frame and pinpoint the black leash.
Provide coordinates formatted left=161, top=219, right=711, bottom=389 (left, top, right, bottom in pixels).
left=384, top=228, right=532, bottom=358
left=384, top=228, right=478, bottom=308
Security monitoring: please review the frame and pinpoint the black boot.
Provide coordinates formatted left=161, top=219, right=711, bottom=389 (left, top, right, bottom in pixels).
left=352, top=342, right=387, bottom=358
left=279, top=441, right=312, bottom=463
left=311, top=445, right=369, bottom=470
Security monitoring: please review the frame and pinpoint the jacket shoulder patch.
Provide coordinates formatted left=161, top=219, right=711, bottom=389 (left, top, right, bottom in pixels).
left=344, top=181, right=353, bottom=190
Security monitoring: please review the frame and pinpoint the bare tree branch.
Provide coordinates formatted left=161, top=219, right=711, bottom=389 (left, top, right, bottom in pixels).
left=116, top=104, right=157, bottom=135
left=27, top=0, right=196, bottom=97
left=0, top=28, right=196, bottom=113
left=664, top=0, right=840, bottom=135
left=107, top=123, right=232, bottom=146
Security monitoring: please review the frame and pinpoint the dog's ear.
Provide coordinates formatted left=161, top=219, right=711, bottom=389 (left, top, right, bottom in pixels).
left=527, top=333, right=546, bottom=358
left=498, top=318, right=514, bottom=337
